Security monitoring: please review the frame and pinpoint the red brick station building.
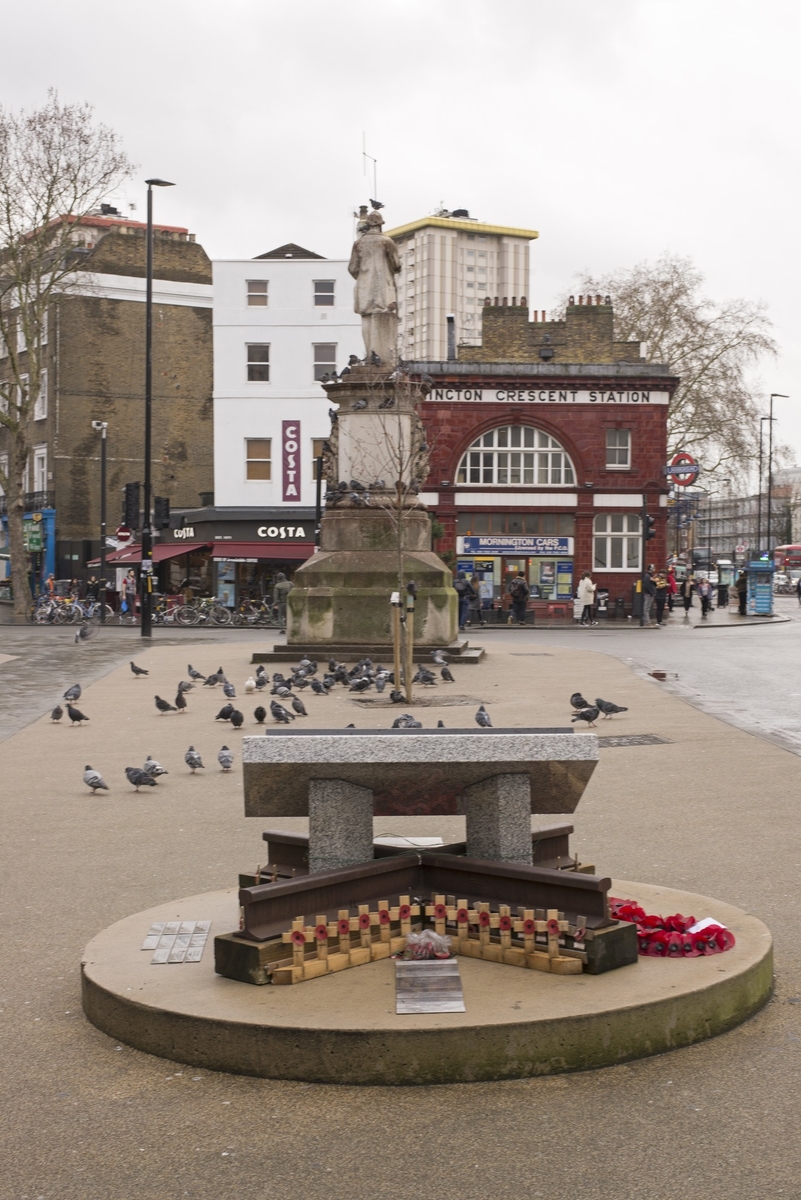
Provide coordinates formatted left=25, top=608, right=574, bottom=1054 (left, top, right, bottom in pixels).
left=411, top=297, right=678, bottom=617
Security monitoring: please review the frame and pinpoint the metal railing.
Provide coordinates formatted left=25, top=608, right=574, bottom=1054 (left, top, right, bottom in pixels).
left=0, top=490, right=56, bottom=515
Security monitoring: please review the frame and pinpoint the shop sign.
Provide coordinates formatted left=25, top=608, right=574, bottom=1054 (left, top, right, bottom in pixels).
left=173, top=526, right=195, bottom=539
left=255, top=525, right=307, bottom=539
left=429, top=388, right=669, bottom=406
left=23, top=523, right=43, bottom=552
left=282, top=420, right=301, bottom=501
left=460, top=535, right=573, bottom=556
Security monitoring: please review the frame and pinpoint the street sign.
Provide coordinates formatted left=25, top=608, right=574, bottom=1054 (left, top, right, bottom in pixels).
left=115, top=525, right=132, bottom=545
left=666, top=452, right=700, bottom=486
left=23, top=524, right=43, bottom=552
left=735, top=544, right=746, bottom=555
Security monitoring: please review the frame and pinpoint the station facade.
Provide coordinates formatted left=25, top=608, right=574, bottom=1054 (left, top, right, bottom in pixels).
left=411, top=297, right=677, bottom=614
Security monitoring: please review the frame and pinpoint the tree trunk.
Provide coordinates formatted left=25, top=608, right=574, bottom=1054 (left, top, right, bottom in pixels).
left=8, top=436, right=32, bottom=617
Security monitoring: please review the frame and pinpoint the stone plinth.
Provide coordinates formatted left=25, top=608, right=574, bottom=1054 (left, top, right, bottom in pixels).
left=308, top=779, right=374, bottom=872
left=461, top=774, right=533, bottom=863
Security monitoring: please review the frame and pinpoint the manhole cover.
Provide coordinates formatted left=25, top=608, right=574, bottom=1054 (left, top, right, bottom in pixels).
left=351, top=695, right=481, bottom=708
left=598, top=734, right=673, bottom=748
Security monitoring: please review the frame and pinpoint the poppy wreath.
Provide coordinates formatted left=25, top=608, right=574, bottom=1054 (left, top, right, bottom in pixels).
left=609, top=897, right=735, bottom=957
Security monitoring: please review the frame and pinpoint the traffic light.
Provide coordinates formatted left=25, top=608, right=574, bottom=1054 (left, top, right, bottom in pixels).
left=645, top=514, right=656, bottom=541
left=123, top=482, right=140, bottom=528
left=154, top=496, right=170, bottom=529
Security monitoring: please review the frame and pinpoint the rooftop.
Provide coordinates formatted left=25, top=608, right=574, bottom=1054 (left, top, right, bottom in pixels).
left=386, top=215, right=539, bottom=241
left=254, top=243, right=325, bottom=260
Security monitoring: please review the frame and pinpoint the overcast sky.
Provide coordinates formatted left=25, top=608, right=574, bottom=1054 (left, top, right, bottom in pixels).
left=5, top=0, right=800, bottom=469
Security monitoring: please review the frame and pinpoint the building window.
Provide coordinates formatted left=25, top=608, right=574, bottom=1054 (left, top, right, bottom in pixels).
left=606, top=429, right=630, bottom=468
left=33, top=445, right=47, bottom=493
left=40, top=309, right=48, bottom=346
left=457, top=511, right=574, bottom=536
left=33, top=370, right=47, bottom=420
left=314, top=280, right=335, bottom=307
left=245, top=438, right=271, bottom=480
left=0, top=454, right=7, bottom=495
left=0, top=382, right=7, bottom=415
left=594, top=513, right=641, bottom=571
left=456, top=425, right=575, bottom=487
left=313, top=343, right=337, bottom=381
left=312, top=438, right=326, bottom=479
left=247, top=280, right=268, bottom=307
left=246, top=344, right=270, bottom=382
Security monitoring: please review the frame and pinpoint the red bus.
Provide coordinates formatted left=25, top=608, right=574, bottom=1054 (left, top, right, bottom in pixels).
left=773, top=545, right=801, bottom=572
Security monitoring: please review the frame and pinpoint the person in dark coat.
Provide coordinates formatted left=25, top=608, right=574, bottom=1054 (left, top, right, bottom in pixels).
left=508, top=571, right=530, bottom=625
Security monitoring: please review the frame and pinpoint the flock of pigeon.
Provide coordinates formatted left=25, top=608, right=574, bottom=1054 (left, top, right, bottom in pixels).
left=570, top=692, right=628, bottom=727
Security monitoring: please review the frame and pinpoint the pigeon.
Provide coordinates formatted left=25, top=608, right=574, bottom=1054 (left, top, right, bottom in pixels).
left=370, top=351, right=382, bottom=366
left=572, top=706, right=600, bottom=728
left=310, top=678, right=326, bottom=695
left=75, top=625, right=92, bottom=643
left=291, top=695, right=308, bottom=717
left=254, top=675, right=267, bottom=691
left=187, top=665, right=205, bottom=681
left=230, top=710, right=244, bottom=729
left=369, top=198, right=384, bottom=210
left=51, top=705, right=63, bottom=723
left=329, top=407, right=339, bottom=423
left=392, top=714, right=422, bottom=729
left=431, top=650, right=449, bottom=665
left=130, top=662, right=148, bottom=677
left=254, top=706, right=267, bottom=724
left=349, top=678, right=371, bottom=692
left=351, top=398, right=368, bottom=411
left=174, top=690, right=187, bottom=713
left=202, top=672, right=220, bottom=688
left=377, top=395, right=395, bottom=409
left=437, top=720, right=445, bottom=728
left=83, top=766, right=109, bottom=792
left=270, top=701, right=295, bottom=724
left=223, top=680, right=236, bottom=699
left=185, top=746, right=204, bottom=772
left=177, top=680, right=195, bottom=693
left=67, top=703, right=89, bottom=726
left=125, top=766, right=157, bottom=791
left=64, top=683, right=81, bottom=702
left=143, top=755, right=168, bottom=778
left=570, top=692, right=590, bottom=711
left=375, top=675, right=386, bottom=693
left=345, top=723, right=356, bottom=728
left=348, top=354, right=360, bottom=366
left=441, top=666, right=455, bottom=683
left=215, top=704, right=235, bottom=722
left=155, top=695, right=177, bottom=715
left=218, top=745, right=234, bottom=771
left=475, top=705, right=492, bottom=728
left=244, top=677, right=256, bottom=693
left=389, top=689, right=405, bottom=704
left=595, top=698, right=629, bottom=719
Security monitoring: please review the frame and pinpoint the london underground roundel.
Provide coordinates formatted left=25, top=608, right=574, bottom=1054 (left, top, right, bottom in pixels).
left=668, top=452, right=699, bottom=486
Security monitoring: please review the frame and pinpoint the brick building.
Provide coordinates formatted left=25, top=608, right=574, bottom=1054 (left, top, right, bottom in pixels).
left=0, top=212, right=213, bottom=583
left=409, top=296, right=678, bottom=615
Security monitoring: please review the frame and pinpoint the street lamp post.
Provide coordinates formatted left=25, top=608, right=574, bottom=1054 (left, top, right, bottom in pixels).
left=766, top=393, right=790, bottom=559
left=756, top=416, right=771, bottom=557
left=92, top=420, right=108, bottom=623
left=141, top=178, right=175, bottom=639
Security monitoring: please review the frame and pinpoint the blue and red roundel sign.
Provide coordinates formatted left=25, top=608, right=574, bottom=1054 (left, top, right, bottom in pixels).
left=668, top=452, right=699, bottom=487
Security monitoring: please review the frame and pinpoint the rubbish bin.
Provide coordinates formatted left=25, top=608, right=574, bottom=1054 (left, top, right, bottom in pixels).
left=631, top=583, right=643, bottom=618
left=615, top=597, right=625, bottom=619
left=596, top=588, right=609, bottom=617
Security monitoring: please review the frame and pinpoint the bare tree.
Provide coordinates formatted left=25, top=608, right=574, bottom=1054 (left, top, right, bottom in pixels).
left=0, top=91, right=133, bottom=615
left=568, top=255, right=777, bottom=481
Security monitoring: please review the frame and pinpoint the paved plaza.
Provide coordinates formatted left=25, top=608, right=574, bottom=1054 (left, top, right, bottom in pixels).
left=1, top=621, right=800, bottom=1199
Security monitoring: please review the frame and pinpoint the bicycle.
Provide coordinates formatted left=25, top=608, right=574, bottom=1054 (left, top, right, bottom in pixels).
left=174, top=596, right=232, bottom=626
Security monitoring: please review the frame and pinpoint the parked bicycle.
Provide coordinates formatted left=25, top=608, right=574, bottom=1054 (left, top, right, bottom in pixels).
left=173, top=596, right=232, bottom=626
left=231, top=597, right=280, bottom=627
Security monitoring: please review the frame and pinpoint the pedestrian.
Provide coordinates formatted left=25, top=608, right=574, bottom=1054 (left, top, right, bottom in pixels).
left=272, top=571, right=293, bottom=632
left=44, top=573, right=56, bottom=598
left=642, top=569, right=656, bottom=624
left=735, top=569, right=748, bottom=616
left=796, top=575, right=801, bottom=607
left=477, top=576, right=493, bottom=625
left=508, top=571, right=530, bottom=626
left=577, top=571, right=597, bottom=626
left=123, top=568, right=137, bottom=619
left=680, top=574, right=695, bottom=616
left=69, top=577, right=82, bottom=599
left=697, top=574, right=714, bottom=618
left=85, top=575, right=99, bottom=602
left=654, top=573, right=669, bottom=625
left=466, top=572, right=482, bottom=627
left=666, top=567, right=678, bottom=612
left=453, top=571, right=472, bottom=631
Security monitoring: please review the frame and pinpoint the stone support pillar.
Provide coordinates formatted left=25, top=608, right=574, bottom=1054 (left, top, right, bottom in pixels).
left=460, top=774, right=533, bottom=864
left=308, top=779, right=375, bottom=873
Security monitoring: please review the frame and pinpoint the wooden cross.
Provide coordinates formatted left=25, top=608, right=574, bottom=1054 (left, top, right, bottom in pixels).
left=424, top=894, right=448, bottom=937
left=280, top=916, right=307, bottom=971
left=376, top=899, right=391, bottom=943
left=445, top=898, right=470, bottom=950
left=389, top=894, right=420, bottom=937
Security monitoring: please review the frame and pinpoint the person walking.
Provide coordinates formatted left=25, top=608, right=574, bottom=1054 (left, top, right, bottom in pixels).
left=642, top=569, right=656, bottom=624
left=508, top=571, right=530, bottom=625
left=796, top=575, right=801, bottom=607
left=272, top=571, right=293, bottom=632
left=453, top=571, right=472, bottom=631
left=85, top=575, right=99, bottom=602
left=666, top=567, right=678, bottom=612
left=466, top=572, right=482, bottom=627
left=123, top=568, right=137, bottom=620
left=577, top=571, right=597, bottom=626
left=654, top=573, right=669, bottom=625
left=679, top=574, right=694, bottom=616
left=697, top=575, right=714, bottom=618
left=477, top=576, right=493, bottom=625
left=735, top=569, right=747, bottom=615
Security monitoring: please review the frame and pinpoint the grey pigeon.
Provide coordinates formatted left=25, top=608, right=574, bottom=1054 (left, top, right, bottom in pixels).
left=375, top=675, right=386, bottom=693
left=389, top=689, right=405, bottom=704
left=63, top=683, right=81, bottom=702
left=83, top=765, right=108, bottom=792
left=431, top=650, right=448, bottom=665
left=351, top=398, right=368, bottom=411
left=177, top=680, right=195, bottom=693
left=254, top=675, right=267, bottom=690
left=310, top=678, right=326, bottom=695
left=174, top=690, right=187, bottom=713
left=441, top=666, right=455, bottom=683
left=370, top=350, right=381, bottom=366
left=223, top=680, right=236, bottom=699
left=75, top=625, right=92, bottom=643
left=572, top=706, right=599, bottom=727
left=130, top=661, right=148, bottom=677
left=596, top=698, right=628, bottom=718
left=230, top=710, right=244, bottom=729
left=218, top=745, right=234, bottom=771
left=143, top=755, right=168, bottom=778
left=570, top=693, right=589, bottom=711
left=67, top=703, right=89, bottom=726
left=51, top=705, right=63, bottom=722
left=215, top=704, right=234, bottom=721
left=187, top=665, right=205, bottom=681
left=392, top=714, right=422, bottom=729
left=125, top=766, right=157, bottom=791
left=349, top=677, right=371, bottom=692
left=155, top=695, right=177, bottom=715
left=270, top=701, right=295, bottom=724
left=437, top=720, right=445, bottom=728
left=254, top=706, right=266, bottom=724
left=475, top=705, right=492, bottom=728
left=291, top=695, right=307, bottom=716
left=377, top=395, right=394, bottom=409
left=202, top=672, right=220, bottom=688
left=185, top=746, right=204, bottom=772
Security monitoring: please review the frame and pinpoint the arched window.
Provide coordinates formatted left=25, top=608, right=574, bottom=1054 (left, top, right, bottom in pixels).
left=456, top=425, right=575, bottom=487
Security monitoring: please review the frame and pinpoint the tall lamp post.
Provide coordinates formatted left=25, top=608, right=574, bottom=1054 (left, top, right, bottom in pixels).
left=756, top=415, right=771, bottom=557
left=91, top=420, right=108, bottom=622
left=141, top=177, right=175, bottom=639
left=766, top=393, right=790, bottom=559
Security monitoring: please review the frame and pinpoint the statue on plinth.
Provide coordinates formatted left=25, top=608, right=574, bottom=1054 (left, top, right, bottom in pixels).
left=348, top=208, right=400, bottom=365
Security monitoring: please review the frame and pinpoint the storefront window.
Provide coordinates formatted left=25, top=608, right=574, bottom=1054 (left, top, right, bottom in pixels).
left=594, top=513, right=641, bottom=571
left=457, top=426, right=575, bottom=486
left=457, top=512, right=574, bottom=536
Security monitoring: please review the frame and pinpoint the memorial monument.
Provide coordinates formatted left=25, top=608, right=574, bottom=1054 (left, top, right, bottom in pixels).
left=286, top=205, right=458, bottom=649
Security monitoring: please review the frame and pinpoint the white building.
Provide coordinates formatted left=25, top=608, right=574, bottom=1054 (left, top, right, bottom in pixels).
left=212, top=242, right=362, bottom=509
left=385, top=209, right=539, bottom=360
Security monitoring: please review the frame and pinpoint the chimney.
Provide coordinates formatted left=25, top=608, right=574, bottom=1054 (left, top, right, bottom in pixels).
left=446, top=314, right=456, bottom=361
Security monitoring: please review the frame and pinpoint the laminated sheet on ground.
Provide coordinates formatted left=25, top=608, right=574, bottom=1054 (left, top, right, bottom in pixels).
left=395, top=959, right=466, bottom=1014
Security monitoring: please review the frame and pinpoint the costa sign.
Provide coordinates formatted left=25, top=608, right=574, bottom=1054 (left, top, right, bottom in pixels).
left=667, top=452, right=700, bottom=486
left=282, top=420, right=300, bottom=502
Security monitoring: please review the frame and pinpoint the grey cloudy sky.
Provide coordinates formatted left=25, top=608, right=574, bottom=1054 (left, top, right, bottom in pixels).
left=5, top=0, right=799, bottom=467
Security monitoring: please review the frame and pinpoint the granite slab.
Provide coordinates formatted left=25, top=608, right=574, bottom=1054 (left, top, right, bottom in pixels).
left=242, top=729, right=597, bottom=817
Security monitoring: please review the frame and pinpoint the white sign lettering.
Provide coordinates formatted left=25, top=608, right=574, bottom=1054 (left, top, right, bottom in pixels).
left=257, top=525, right=307, bottom=539
left=428, top=387, right=669, bottom=406
left=173, top=526, right=195, bottom=539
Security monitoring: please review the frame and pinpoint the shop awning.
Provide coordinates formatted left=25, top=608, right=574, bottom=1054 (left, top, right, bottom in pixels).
left=97, top=542, right=211, bottom=565
left=210, top=542, right=315, bottom=561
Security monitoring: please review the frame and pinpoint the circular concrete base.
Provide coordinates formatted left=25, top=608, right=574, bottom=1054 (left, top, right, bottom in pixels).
left=81, top=881, right=773, bottom=1085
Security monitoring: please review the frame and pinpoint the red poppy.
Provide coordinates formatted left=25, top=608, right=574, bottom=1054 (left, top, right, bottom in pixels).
left=315, top=924, right=328, bottom=941
left=378, top=909, right=390, bottom=926
left=522, top=918, right=536, bottom=936
left=690, top=931, right=708, bottom=955
left=716, top=928, right=736, bottom=951
left=337, top=918, right=350, bottom=937
left=456, top=908, right=469, bottom=924
left=478, top=910, right=491, bottom=928
left=644, top=931, right=669, bottom=956
left=398, top=904, right=411, bottom=921
left=666, top=932, right=684, bottom=956
left=290, top=930, right=306, bottom=947
left=434, top=904, right=447, bottom=920
left=682, top=933, right=700, bottom=957
left=547, top=918, right=560, bottom=937
left=358, top=912, right=371, bottom=930
left=498, top=914, right=512, bottom=932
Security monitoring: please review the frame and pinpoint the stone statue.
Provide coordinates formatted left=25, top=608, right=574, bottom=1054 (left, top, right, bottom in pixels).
left=348, top=209, right=400, bottom=365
